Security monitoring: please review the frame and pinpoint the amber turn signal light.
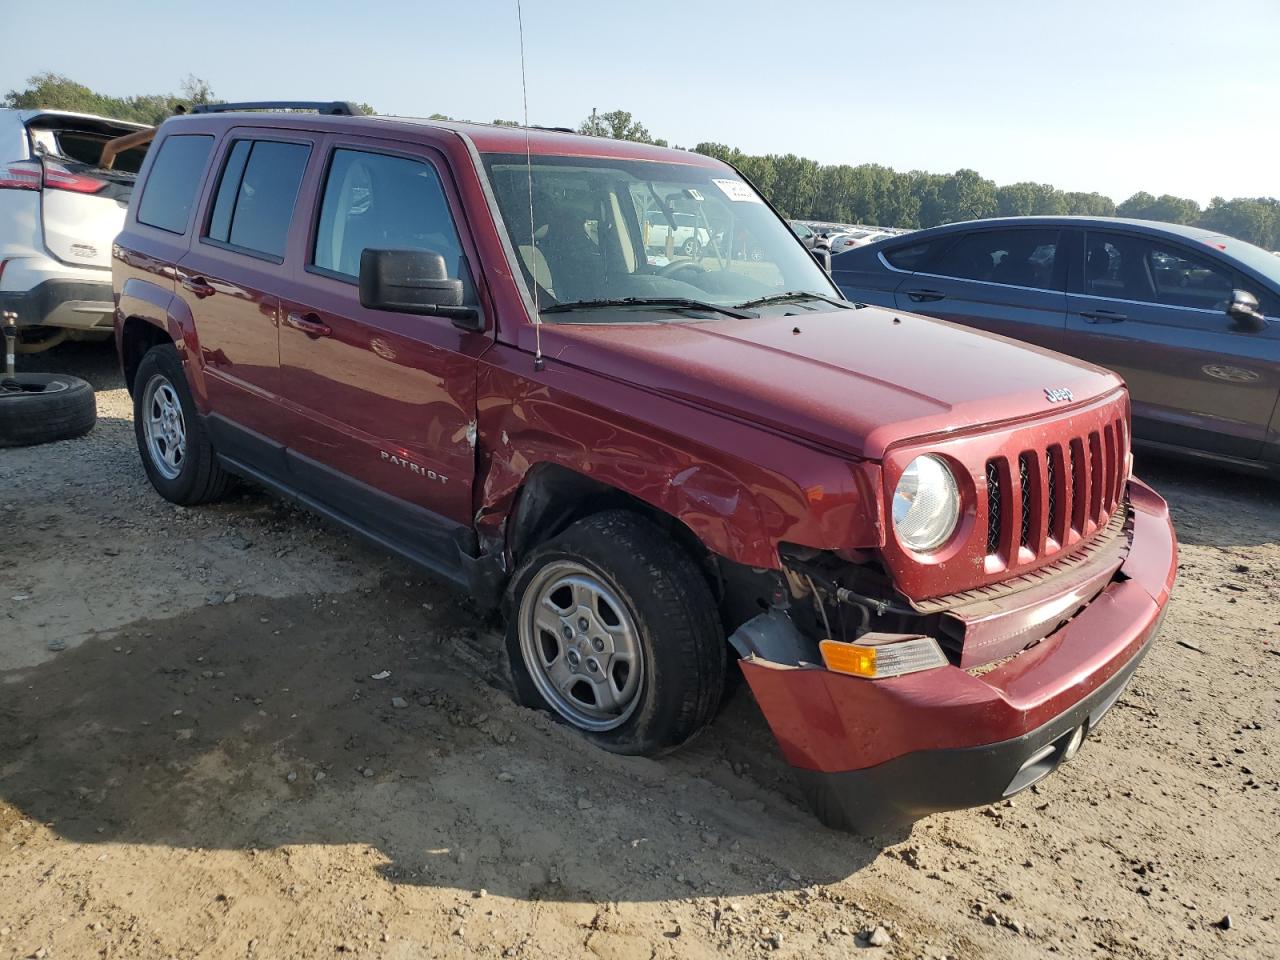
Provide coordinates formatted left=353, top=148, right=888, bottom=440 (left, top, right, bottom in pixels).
left=819, top=634, right=948, bottom=679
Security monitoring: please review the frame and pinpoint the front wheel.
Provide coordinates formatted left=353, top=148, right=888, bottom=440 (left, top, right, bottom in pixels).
left=505, top=510, right=726, bottom=755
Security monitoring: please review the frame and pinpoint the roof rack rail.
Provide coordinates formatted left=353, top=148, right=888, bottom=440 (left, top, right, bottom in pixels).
left=191, top=101, right=361, bottom=116
left=532, top=125, right=575, bottom=134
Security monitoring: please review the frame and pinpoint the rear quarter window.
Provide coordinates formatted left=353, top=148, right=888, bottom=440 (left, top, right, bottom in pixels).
left=136, top=134, right=214, bottom=235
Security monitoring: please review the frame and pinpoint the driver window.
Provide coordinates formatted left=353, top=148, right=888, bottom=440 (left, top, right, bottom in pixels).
left=312, top=148, right=474, bottom=302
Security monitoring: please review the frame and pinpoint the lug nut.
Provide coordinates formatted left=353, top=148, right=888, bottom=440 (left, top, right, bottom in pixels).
left=586, top=659, right=599, bottom=673
left=563, top=625, right=574, bottom=639
left=566, top=650, right=580, bottom=667
left=578, top=617, right=589, bottom=631
left=592, top=637, right=605, bottom=652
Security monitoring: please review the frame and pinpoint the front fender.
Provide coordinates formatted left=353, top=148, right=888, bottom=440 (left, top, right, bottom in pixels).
left=475, top=349, right=883, bottom=569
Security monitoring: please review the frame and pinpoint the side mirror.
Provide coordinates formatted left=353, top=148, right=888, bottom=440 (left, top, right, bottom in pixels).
left=359, top=248, right=481, bottom=329
left=1226, top=288, right=1267, bottom=332
left=811, top=246, right=832, bottom=273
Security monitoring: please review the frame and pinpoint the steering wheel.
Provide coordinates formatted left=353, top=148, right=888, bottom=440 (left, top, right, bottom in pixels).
left=655, top=258, right=706, bottom=281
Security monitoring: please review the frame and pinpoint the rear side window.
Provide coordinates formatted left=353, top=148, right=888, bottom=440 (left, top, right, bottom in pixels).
left=883, top=240, right=939, bottom=270
left=311, top=148, right=472, bottom=300
left=136, top=135, right=214, bottom=234
left=929, top=229, right=1060, bottom=290
left=206, top=139, right=311, bottom=260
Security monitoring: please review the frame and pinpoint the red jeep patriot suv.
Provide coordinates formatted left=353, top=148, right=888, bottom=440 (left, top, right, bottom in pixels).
left=113, top=102, right=1177, bottom=833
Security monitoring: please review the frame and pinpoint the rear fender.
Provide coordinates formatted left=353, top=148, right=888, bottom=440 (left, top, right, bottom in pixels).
left=116, top=277, right=207, bottom=410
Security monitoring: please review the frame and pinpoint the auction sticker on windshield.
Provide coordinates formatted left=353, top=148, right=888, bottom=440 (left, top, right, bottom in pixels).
left=712, top=179, right=763, bottom=203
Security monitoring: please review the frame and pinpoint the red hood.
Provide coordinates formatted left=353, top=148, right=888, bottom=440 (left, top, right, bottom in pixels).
left=538, top=306, right=1124, bottom=459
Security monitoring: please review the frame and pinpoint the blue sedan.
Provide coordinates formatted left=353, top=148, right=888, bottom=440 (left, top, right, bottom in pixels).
left=832, top=217, right=1280, bottom=475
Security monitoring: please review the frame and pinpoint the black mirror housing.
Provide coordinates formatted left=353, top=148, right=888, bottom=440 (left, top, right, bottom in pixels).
left=1227, top=288, right=1267, bottom=332
left=359, top=248, right=480, bottom=328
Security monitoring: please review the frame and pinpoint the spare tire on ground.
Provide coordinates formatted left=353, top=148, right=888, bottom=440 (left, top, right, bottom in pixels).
left=0, top=373, right=97, bottom=448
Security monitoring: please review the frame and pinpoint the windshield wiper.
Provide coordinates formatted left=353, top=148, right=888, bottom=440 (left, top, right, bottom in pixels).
left=540, top=297, right=751, bottom=319
left=735, top=291, right=853, bottom=310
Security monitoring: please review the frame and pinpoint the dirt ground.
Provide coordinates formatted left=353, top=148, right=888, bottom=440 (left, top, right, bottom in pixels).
left=2, top=343, right=1277, bottom=960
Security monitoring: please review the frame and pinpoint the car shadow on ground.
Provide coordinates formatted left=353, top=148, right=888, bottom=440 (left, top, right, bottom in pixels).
left=0, top=578, right=890, bottom=905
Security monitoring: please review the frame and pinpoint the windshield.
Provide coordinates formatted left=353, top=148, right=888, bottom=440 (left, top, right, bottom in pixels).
left=482, top=153, right=839, bottom=319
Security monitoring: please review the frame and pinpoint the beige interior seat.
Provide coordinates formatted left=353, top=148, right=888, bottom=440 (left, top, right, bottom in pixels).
left=518, top=224, right=554, bottom=299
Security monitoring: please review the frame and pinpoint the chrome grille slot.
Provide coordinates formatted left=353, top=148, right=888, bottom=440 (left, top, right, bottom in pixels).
left=1018, top=454, right=1032, bottom=549
left=1046, top=445, right=1060, bottom=545
left=1088, top=431, right=1104, bottom=524
left=985, top=459, right=1002, bottom=556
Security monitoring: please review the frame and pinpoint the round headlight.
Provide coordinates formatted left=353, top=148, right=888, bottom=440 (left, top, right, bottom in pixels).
left=892, top=455, right=960, bottom=552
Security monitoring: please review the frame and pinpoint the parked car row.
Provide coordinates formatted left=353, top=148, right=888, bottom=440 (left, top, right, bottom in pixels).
left=97, top=102, right=1178, bottom=835
left=831, top=216, right=1280, bottom=475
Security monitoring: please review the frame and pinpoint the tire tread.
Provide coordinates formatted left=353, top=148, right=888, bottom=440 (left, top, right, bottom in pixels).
left=0, top=374, right=96, bottom=448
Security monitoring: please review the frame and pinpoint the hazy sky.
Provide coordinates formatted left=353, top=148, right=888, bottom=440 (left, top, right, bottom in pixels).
left=5, top=0, right=1277, bottom=204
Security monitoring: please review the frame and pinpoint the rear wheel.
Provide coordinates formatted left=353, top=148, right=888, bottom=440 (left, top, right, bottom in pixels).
left=506, top=510, right=726, bottom=755
left=133, top=344, right=230, bottom=505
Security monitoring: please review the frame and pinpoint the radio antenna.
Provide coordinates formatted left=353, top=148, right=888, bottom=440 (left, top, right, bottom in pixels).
left=516, top=0, right=543, bottom=372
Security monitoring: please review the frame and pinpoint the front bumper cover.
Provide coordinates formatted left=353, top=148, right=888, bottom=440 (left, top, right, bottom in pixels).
left=739, top=478, right=1177, bottom=834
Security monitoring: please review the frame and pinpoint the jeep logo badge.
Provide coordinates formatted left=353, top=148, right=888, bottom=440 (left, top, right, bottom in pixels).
left=1044, top=387, right=1073, bottom=403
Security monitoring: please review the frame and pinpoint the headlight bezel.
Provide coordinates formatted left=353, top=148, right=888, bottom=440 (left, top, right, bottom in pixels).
left=890, top=454, right=962, bottom=554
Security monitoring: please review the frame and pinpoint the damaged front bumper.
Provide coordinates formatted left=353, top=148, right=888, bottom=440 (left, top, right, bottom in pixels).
left=735, top=478, right=1178, bottom=835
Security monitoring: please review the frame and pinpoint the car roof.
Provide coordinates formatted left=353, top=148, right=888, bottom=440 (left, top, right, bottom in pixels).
left=886, top=215, right=1229, bottom=245
left=158, top=111, right=725, bottom=167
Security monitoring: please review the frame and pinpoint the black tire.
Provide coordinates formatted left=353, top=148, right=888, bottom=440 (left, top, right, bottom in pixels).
left=505, top=510, right=726, bottom=756
left=133, top=344, right=231, bottom=505
left=0, top=373, right=96, bottom=448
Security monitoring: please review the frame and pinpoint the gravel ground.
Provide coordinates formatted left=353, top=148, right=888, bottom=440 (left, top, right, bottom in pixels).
left=1, top=342, right=1277, bottom=960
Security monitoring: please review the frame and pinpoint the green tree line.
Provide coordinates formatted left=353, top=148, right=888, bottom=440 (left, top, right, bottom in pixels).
left=579, top=109, right=1279, bottom=250
left=686, top=143, right=1280, bottom=250
left=4, top=72, right=217, bottom=125
left=6, top=75, right=1277, bottom=249
left=2, top=73, right=377, bottom=125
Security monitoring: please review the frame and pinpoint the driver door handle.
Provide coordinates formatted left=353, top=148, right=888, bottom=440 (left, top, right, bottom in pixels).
left=284, top=312, right=333, bottom=338
left=1080, top=309, right=1127, bottom=324
left=905, top=288, right=945, bottom=303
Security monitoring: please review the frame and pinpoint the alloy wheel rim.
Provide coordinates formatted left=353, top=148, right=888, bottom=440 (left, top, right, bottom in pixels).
left=518, top=560, right=644, bottom=731
left=142, top=374, right=187, bottom=480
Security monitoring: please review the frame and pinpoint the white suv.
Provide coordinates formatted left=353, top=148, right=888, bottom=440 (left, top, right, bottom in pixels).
left=642, top=210, right=715, bottom=257
left=1, top=109, right=149, bottom=352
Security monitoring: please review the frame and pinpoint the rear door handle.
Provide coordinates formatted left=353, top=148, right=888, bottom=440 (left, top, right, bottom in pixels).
left=905, top=288, right=945, bottom=303
left=284, top=312, right=333, bottom=338
left=179, top=275, right=215, bottom=299
left=1079, top=309, right=1127, bottom=324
